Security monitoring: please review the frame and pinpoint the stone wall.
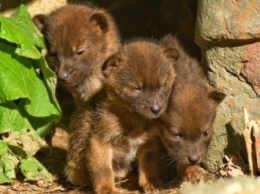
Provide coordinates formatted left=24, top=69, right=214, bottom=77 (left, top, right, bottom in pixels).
left=196, top=0, right=260, bottom=170
left=0, top=0, right=67, bottom=16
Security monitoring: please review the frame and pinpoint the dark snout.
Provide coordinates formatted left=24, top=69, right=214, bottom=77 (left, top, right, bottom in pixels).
left=56, top=62, right=70, bottom=81
left=58, top=71, right=69, bottom=81
left=187, top=155, right=200, bottom=164
left=149, top=105, right=161, bottom=114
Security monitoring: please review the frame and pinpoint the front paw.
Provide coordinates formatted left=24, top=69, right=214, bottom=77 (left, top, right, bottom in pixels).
left=97, top=188, right=132, bottom=194
left=182, top=165, right=205, bottom=182
left=140, top=179, right=164, bottom=193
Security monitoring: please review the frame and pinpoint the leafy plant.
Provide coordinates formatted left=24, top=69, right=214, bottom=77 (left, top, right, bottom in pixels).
left=0, top=5, right=61, bottom=184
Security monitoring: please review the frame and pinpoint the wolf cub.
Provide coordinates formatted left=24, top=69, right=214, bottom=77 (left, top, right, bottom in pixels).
left=33, top=4, right=121, bottom=108
left=65, top=39, right=177, bottom=193
left=138, top=35, right=225, bottom=192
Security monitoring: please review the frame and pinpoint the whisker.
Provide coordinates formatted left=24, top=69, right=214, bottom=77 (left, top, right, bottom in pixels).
left=165, top=155, right=177, bottom=169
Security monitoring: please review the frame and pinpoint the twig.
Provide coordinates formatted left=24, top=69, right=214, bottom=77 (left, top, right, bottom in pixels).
left=243, top=107, right=254, bottom=177
left=243, top=107, right=259, bottom=177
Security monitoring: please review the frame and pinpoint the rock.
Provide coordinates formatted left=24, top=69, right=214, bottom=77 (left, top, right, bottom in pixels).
left=0, top=0, right=67, bottom=17
left=196, top=0, right=260, bottom=46
left=195, top=0, right=260, bottom=171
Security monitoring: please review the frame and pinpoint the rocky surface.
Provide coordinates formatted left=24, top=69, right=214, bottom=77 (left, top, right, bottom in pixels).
left=1, top=0, right=67, bottom=17
left=196, top=0, right=260, bottom=44
left=196, top=0, right=260, bottom=170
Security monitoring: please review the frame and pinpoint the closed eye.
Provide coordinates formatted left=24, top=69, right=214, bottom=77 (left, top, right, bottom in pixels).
left=173, top=132, right=182, bottom=139
left=133, top=86, right=142, bottom=91
left=201, top=130, right=209, bottom=137
left=76, top=49, right=85, bottom=55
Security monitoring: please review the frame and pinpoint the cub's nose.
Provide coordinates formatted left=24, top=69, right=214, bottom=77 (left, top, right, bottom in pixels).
left=150, top=105, right=161, bottom=114
left=58, top=72, right=69, bottom=81
left=188, top=155, right=200, bottom=164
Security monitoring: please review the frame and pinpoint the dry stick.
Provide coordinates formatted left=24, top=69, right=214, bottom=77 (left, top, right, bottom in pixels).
left=243, top=107, right=256, bottom=177
left=252, top=120, right=260, bottom=172
left=243, top=108, right=253, bottom=176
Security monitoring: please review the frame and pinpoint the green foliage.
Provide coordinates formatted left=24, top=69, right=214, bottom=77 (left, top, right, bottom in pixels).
left=0, top=5, right=61, bottom=184
left=20, top=157, right=52, bottom=182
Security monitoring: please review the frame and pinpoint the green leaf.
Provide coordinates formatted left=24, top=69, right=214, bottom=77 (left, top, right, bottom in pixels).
left=0, top=41, right=29, bottom=103
left=0, top=102, right=50, bottom=156
left=37, top=57, right=61, bottom=116
left=0, top=98, right=56, bottom=138
left=0, top=141, right=8, bottom=156
left=0, top=102, right=32, bottom=134
left=10, top=4, right=45, bottom=50
left=0, top=152, right=19, bottom=183
left=0, top=5, right=60, bottom=184
left=20, top=157, right=52, bottom=182
left=28, top=115, right=55, bottom=138
left=1, top=154, right=19, bottom=179
left=0, top=40, right=60, bottom=118
left=0, top=5, right=44, bottom=59
left=3, top=130, right=46, bottom=156
left=0, top=172, right=13, bottom=184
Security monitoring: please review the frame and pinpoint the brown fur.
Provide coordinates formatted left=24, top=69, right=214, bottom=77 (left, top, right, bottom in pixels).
left=65, top=40, right=177, bottom=193
left=33, top=4, right=121, bottom=108
left=138, top=35, right=225, bottom=192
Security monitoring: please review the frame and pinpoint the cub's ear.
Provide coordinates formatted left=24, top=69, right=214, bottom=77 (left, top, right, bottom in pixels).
left=90, top=11, right=109, bottom=33
left=33, top=14, right=48, bottom=33
left=159, top=34, right=177, bottom=49
left=163, top=48, right=179, bottom=61
left=209, top=91, right=226, bottom=104
left=102, top=55, right=122, bottom=77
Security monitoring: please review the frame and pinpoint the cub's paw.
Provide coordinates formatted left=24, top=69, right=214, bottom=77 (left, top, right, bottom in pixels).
left=182, top=165, right=206, bottom=182
left=115, top=188, right=137, bottom=194
left=97, top=188, right=132, bottom=194
left=140, top=180, right=164, bottom=193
